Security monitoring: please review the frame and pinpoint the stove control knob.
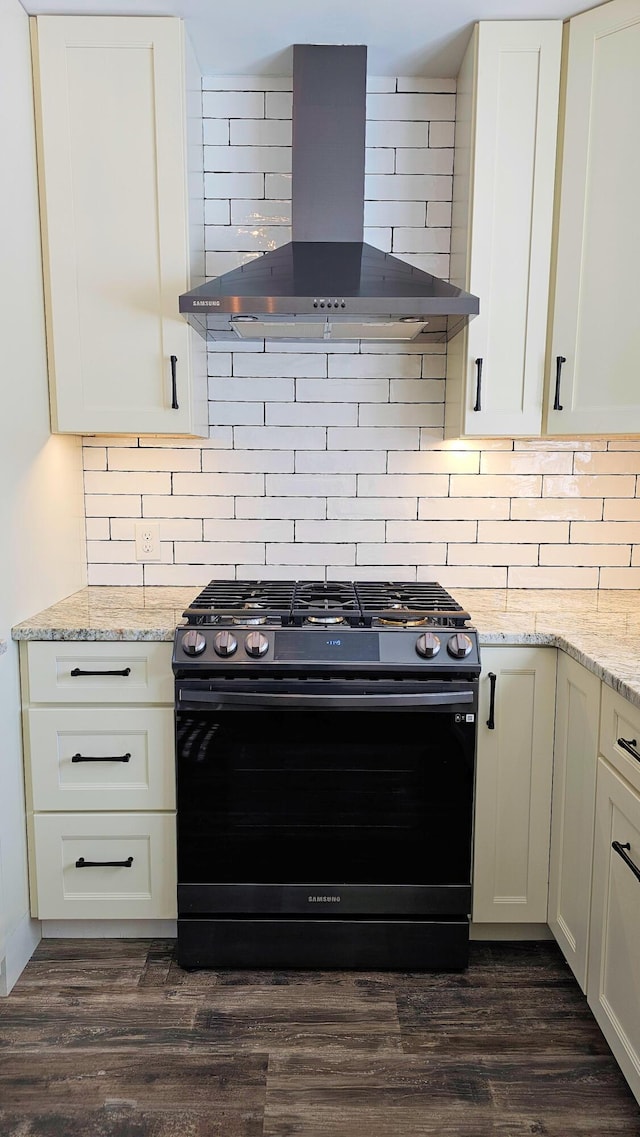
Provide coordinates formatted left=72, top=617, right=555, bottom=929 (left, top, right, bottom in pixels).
left=181, top=629, right=207, bottom=656
left=245, top=631, right=269, bottom=658
left=447, top=633, right=473, bottom=659
left=214, top=630, right=238, bottom=657
left=415, top=632, right=441, bottom=659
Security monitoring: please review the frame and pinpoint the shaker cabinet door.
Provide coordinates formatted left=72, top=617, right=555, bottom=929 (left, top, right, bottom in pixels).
left=546, top=0, right=640, bottom=435
left=445, top=21, right=561, bottom=438
left=473, top=646, right=557, bottom=923
left=32, top=16, right=206, bottom=436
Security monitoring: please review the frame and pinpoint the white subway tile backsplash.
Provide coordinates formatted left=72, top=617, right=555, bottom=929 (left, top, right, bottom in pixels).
left=395, top=149, right=454, bottom=176
left=234, top=353, right=327, bottom=378
left=83, top=76, right=640, bottom=590
left=366, top=94, right=455, bottom=121
left=204, top=146, right=291, bottom=173
left=203, top=119, right=230, bottom=146
left=266, top=403, right=358, bottom=427
left=230, top=119, right=292, bottom=146
left=365, top=174, right=452, bottom=201
left=203, top=91, right=264, bottom=118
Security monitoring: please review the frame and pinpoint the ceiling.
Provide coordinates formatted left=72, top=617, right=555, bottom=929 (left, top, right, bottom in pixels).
left=22, top=0, right=594, bottom=75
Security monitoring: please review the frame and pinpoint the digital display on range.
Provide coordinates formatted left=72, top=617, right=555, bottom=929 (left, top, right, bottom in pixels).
left=275, top=630, right=380, bottom=662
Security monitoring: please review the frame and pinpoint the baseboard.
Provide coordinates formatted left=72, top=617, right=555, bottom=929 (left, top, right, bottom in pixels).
left=470, top=922, right=553, bottom=941
left=41, top=919, right=177, bottom=939
left=0, top=914, right=41, bottom=996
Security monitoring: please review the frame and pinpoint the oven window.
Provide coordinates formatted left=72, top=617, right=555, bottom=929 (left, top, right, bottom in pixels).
left=177, top=709, right=475, bottom=886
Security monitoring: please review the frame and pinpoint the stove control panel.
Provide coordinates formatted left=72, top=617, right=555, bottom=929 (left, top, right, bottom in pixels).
left=174, top=626, right=480, bottom=673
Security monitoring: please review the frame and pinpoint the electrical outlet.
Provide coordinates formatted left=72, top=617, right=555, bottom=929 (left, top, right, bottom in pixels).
left=134, top=521, right=161, bottom=561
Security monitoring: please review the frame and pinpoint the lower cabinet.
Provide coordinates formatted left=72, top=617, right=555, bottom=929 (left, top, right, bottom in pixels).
left=548, top=653, right=601, bottom=991
left=588, top=756, right=640, bottom=1104
left=473, top=645, right=557, bottom=923
left=20, top=640, right=176, bottom=922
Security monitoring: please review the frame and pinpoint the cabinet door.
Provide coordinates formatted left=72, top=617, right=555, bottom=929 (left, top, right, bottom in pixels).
left=587, top=758, right=640, bottom=1105
left=546, top=0, right=640, bottom=434
left=445, top=22, right=561, bottom=438
left=32, top=16, right=206, bottom=435
left=548, top=654, right=600, bottom=991
left=473, top=646, right=557, bottom=922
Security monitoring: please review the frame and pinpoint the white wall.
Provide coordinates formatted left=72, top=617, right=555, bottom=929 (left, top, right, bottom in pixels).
left=0, top=0, right=86, bottom=993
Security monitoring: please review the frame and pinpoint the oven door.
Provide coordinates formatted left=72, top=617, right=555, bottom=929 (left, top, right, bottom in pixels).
left=176, top=677, right=477, bottom=918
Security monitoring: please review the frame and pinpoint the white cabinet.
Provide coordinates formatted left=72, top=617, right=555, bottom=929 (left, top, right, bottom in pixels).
left=588, top=756, right=640, bottom=1105
left=31, top=16, right=207, bottom=436
left=473, top=645, right=557, bottom=922
left=20, top=640, right=177, bottom=921
left=546, top=0, right=640, bottom=435
left=548, top=653, right=601, bottom=991
left=445, top=22, right=562, bottom=438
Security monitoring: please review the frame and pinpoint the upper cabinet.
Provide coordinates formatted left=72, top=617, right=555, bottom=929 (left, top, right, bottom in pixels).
left=545, top=0, right=640, bottom=435
left=31, top=17, right=207, bottom=436
left=445, top=22, right=562, bottom=438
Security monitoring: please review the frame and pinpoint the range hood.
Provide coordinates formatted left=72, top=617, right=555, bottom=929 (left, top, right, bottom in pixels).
left=179, top=45, right=479, bottom=344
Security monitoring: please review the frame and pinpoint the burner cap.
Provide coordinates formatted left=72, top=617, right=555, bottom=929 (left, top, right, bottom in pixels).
left=231, top=601, right=268, bottom=626
left=306, top=614, right=346, bottom=626
left=377, top=603, right=430, bottom=628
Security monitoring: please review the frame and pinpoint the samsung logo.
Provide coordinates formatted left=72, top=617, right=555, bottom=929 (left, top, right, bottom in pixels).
left=192, top=300, right=221, bottom=307
left=308, top=895, right=341, bottom=903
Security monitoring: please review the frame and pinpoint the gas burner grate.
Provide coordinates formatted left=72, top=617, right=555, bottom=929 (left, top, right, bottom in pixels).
left=291, top=581, right=362, bottom=627
left=354, top=581, right=470, bottom=628
left=183, top=580, right=296, bottom=626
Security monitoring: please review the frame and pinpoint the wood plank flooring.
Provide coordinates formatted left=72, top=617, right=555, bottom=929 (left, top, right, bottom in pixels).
left=0, top=939, right=638, bottom=1136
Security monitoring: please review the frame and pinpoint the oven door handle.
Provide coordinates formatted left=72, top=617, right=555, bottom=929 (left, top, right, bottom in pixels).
left=177, top=688, right=475, bottom=709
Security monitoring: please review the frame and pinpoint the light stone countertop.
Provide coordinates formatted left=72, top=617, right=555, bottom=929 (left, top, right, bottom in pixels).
left=0, top=639, right=7, bottom=656
left=11, top=585, right=640, bottom=709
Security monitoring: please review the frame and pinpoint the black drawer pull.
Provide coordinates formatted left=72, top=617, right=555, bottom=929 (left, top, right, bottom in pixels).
left=70, top=667, right=131, bottom=678
left=75, top=856, right=134, bottom=869
left=170, top=355, right=179, bottom=410
left=473, top=357, right=483, bottom=412
left=553, top=355, right=566, bottom=410
left=617, top=737, right=640, bottom=763
left=72, top=753, right=131, bottom=764
left=486, top=672, right=497, bottom=730
left=612, top=841, right=640, bottom=884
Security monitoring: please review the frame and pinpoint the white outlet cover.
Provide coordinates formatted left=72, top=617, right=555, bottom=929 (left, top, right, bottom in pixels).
left=134, top=521, right=161, bottom=561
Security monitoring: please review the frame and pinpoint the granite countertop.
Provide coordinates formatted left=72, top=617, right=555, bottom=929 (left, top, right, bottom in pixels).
left=0, top=639, right=7, bottom=656
left=11, top=585, right=640, bottom=709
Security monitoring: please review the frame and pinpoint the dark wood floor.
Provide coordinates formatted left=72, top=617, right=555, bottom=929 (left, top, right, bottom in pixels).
left=0, top=939, right=638, bottom=1136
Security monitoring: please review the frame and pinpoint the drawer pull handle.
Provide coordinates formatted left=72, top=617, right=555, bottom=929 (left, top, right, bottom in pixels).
left=170, top=354, right=179, bottom=410
left=72, top=752, right=131, bottom=764
left=612, top=841, right=640, bottom=884
left=617, top=736, right=640, bottom=762
left=75, top=856, right=134, bottom=869
left=553, top=355, right=566, bottom=410
left=473, top=357, right=483, bottom=412
left=486, top=672, right=497, bottom=730
left=70, top=667, right=131, bottom=678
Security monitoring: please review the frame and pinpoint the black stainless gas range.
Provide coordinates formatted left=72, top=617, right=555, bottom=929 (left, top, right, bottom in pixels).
left=173, top=580, right=480, bottom=970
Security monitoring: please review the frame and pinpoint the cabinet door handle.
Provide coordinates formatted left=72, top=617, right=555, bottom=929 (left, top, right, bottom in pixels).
left=473, top=357, right=483, bottom=412
left=553, top=356, right=566, bottom=410
left=612, top=841, right=640, bottom=884
left=75, top=856, right=134, bottom=869
left=72, top=752, right=131, bottom=764
left=617, top=736, right=640, bottom=763
left=486, top=671, right=497, bottom=729
left=70, top=667, right=131, bottom=678
left=170, top=355, right=179, bottom=410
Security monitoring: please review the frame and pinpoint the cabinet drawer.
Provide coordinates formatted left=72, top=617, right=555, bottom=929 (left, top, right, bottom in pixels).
left=587, top=758, right=640, bottom=1104
left=30, top=812, right=176, bottom=920
left=24, top=641, right=173, bottom=704
left=26, top=707, right=175, bottom=811
left=599, top=685, right=640, bottom=794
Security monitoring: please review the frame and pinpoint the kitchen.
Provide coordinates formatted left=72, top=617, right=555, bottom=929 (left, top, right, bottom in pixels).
left=1, top=0, right=640, bottom=1130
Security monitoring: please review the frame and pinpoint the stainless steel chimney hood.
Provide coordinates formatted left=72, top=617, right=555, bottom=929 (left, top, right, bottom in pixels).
left=179, top=45, right=479, bottom=344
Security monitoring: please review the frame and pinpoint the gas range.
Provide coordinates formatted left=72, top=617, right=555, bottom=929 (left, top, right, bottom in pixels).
left=173, top=579, right=481, bottom=677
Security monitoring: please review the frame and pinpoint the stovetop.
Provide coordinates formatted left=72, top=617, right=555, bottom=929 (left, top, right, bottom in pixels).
left=182, top=579, right=471, bottom=629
